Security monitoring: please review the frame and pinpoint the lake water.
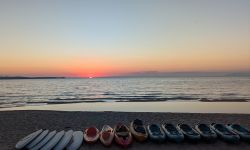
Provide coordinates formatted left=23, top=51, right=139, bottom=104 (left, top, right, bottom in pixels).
left=0, top=77, right=250, bottom=108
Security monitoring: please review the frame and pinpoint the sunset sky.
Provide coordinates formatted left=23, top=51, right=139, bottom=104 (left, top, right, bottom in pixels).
left=0, top=0, right=249, bottom=77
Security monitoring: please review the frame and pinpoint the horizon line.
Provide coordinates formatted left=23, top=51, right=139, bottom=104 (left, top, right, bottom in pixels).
left=1, top=71, right=250, bottom=79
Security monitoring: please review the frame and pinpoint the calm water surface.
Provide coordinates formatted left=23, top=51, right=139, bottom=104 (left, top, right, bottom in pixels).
left=0, top=77, right=250, bottom=108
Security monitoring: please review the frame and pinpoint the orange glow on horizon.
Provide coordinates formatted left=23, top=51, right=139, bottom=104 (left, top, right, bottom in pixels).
left=1, top=1, right=250, bottom=77
left=1, top=54, right=250, bottom=77
left=1, top=47, right=250, bottom=77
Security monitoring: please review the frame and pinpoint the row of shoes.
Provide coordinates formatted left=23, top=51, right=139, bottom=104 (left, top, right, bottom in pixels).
left=15, top=119, right=250, bottom=150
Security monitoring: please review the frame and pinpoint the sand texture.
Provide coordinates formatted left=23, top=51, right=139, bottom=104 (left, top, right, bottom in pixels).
left=0, top=110, right=250, bottom=150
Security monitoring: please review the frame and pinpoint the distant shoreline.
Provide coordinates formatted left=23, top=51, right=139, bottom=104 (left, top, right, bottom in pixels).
left=1, top=71, right=250, bottom=79
left=0, top=76, right=65, bottom=80
left=1, top=76, right=250, bottom=80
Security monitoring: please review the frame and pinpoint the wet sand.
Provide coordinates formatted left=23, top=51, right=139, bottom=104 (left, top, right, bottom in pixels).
left=0, top=110, right=250, bottom=150
left=2, top=102, right=250, bottom=114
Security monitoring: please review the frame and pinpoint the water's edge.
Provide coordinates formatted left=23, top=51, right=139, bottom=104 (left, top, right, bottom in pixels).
left=1, top=101, right=250, bottom=114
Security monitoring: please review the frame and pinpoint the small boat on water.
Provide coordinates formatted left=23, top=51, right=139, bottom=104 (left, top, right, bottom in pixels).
left=147, top=124, right=166, bottom=142
left=162, top=123, right=184, bottom=143
left=227, top=124, right=250, bottom=142
left=83, top=127, right=100, bottom=144
left=130, top=119, right=148, bottom=142
left=177, top=124, right=200, bottom=142
left=195, top=124, right=217, bottom=142
left=210, top=123, right=240, bottom=143
left=100, top=125, right=115, bottom=146
left=114, top=124, right=133, bottom=147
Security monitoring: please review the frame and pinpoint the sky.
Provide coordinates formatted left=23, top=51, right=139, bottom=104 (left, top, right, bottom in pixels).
left=0, top=0, right=249, bottom=77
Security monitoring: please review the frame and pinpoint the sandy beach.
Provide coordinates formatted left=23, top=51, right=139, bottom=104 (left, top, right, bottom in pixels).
left=0, top=110, right=250, bottom=150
